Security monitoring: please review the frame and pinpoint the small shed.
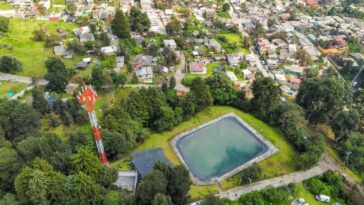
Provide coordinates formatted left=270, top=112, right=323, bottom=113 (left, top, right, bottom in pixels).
left=131, top=148, right=173, bottom=178
left=113, top=171, right=138, bottom=194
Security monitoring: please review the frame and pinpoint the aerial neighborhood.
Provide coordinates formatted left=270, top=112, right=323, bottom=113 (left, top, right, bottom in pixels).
left=0, top=0, right=363, bottom=204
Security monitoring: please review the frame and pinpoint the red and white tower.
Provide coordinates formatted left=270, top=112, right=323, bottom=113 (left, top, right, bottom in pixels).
left=77, top=84, right=109, bottom=165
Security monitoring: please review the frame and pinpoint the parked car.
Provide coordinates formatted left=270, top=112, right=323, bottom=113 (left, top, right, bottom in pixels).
left=297, top=198, right=305, bottom=204
left=332, top=203, right=340, bottom=205
left=191, top=202, right=201, bottom=205
left=316, top=194, right=330, bottom=202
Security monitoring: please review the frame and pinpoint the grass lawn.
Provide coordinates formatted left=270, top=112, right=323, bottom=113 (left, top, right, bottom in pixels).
left=295, top=182, right=347, bottom=205
left=0, top=81, right=28, bottom=98
left=0, top=18, right=78, bottom=78
left=51, top=0, right=65, bottom=5
left=121, top=106, right=297, bottom=200
left=214, top=33, right=250, bottom=54
left=216, top=11, right=231, bottom=19
left=0, top=3, right=13, bottom=10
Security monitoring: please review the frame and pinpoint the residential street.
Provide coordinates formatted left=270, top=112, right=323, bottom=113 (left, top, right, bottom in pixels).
left=174, top=51, right=190, bottom=93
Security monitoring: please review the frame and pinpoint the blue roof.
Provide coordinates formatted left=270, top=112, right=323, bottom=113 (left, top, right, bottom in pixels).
left=131, top=148, right=172, bottom=178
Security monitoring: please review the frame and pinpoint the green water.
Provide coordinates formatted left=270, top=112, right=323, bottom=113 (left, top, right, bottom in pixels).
left=177, top=117, right=267, bottom=182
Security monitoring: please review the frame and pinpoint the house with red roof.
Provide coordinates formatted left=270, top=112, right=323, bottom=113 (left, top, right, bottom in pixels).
left=306, top=0, right=320, bottom=7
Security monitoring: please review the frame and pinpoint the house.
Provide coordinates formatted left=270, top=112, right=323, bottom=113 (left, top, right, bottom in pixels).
left=163, top=39, right=177, bottom=50
left=114, top=56, right=125, bottom=73
left=165, top=9, right=173, bottom=16
left=75, top=61, right=88, bottom=69
left=132, top=54, right=153, bottom=69
left=275, top=73, right=288, bottom=85
left=226, top=53, right=244, bottom=67
left=73, top=26, right=90, bottom=36
left=225, top=71, right=238, bottom=81
left=114, top=171, right=138, bottom=193
left=101, top=46, right=117, bottom=55
left=288, top=44, right=297, bottom=54
left=65, top=83, right=79, bottom=94
left=131, top=148, right=172, bottom=178
left=80, top=33, right=95, bottom=44
left=54, top=45, right=67, bottom=56
left=290, top=77, right=301, bottom=90
left=205, top=39, right=222, bottom=53
left=189, top=62, right=206, bottom=74
left=135, top=66, right=153, bottom=83
left=242, top=69, right=254, bottom=80
left=306, top=0, right=320, bottom=7
left=114, top=171, right=138, bottom=194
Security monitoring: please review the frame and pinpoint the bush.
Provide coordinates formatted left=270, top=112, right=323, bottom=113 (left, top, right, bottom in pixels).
left=0, top=56, right=22, bottom=73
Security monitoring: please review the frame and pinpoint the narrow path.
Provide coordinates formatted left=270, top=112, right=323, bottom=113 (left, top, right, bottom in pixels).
left=0, top=72, right=48, bottom=86
left=218, top=154, right=363, bottom=201
left=174, top=51, right=189, bottom=93
left=219, top=157, right=332, bottom=201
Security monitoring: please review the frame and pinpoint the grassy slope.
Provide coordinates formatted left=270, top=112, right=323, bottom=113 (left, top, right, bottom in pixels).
left=126, top=106, right=296, bottom=200
left=0, top=3, right=13, bottom=10
left=294, top=182, right=347, bottom=205
left=214, top=33, right=250, bottom=54
left=0, top=81, right=27, bottom=97
left=0, top=18, right=78, bottom=78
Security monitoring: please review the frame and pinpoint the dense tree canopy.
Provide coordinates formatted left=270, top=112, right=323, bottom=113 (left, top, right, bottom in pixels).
left=45, top=58, right=69, bottom=93
left=0, top=56, right=22, bottom=73
left=251, top=77, right=281, bottom=120
left=111, top=10, right=130, bottom=38
left=129, top=6, right=151, bottom=33
left=296, top=78, right=349, bottom=123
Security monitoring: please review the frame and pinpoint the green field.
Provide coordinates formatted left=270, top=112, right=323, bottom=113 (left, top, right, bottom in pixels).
left=0, top=18, right=78, bottom=77
left=294, top=182, right=347, bottom=205
left=0, top=81, right=28, bottom=98
left=0, top=3, right=13, bottom=10
left=117, top=106, right=297, bottom=200
left=214, top=33, right=250, bottom=54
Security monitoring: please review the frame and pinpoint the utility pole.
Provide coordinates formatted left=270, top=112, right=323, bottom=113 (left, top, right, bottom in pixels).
left=344, top=151, right=352, bottom=165
left=77, top=83, right=109, bottom=165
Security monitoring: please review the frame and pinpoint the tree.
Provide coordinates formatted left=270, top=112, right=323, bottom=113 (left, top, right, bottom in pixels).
left=66, top=2, right=76, bottom=15
left=152, top=194, right=173, bottom=205
left=0, top=16, right=9, bottom=32
left=296, top=78, right=348, bottom=123
left=101, top=129, right=135, bottom=160
left=111, top=72, right=127, bottom=87
left=188, top=78, right=213, bottom=112
left=1, top=193, right=20, bottom=205
left=14, top=158, right=65, bottom=205
left=332, top=109, right=360, bottom=140
left=295, top=49, right=312, bottom=66
left=136, top=170, right=168, bottom=205
left=222, top=3, right=230, bottom=12
left=39, top=133, right=72, bottom=173
left=32, top=88, right=49, bottom=115
left=17, top=136, right=41, bottom=162
left=45, top=58, right=68, bottom=93
left=200, top=195, right=225, bottom=205
left=104, top=191, right=135, bottom=205
left=166, top=16, right=182, bottom=36
left=0, top=56, right=22, bottom=73
left=240, top=163, right=261, bottom=184
left=0, top=147, right=24, bottom=193
left=111, top=10, right=130, bottom=38
left=129, top=6, right=151, bottom=33
left=67, top=130, right=92, bottom=152
left=71, top=147, right=117, bottom=187
left=169, top=76, right=176, bottom=89
left=167, top=165, right=191, bottom=205
left=251, top=77, right=281, bottom=120
left=206, top=72, right=237, bottom=105
left=91, top=66, right=107, bottom=90
left=63, top=172, right=103, bottom=205
left=163, top=48, right=177, bottom=67
left=0, top=99, right=40, bottom=142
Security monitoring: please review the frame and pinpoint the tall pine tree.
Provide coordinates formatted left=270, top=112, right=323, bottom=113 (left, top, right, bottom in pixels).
left=111, top=10, right=130, bottom=38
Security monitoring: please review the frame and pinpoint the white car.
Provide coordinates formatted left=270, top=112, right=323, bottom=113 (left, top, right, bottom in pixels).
left=191, top=202, right=201, bottom=205
left=316, top=194, right=330, bottom=203
left=297, top=198, right=305, bottom=204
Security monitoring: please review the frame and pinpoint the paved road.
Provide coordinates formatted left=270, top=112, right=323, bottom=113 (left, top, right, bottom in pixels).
left=219, top=154, right=361, bottom=201
left=219, top=160, right=329, bottom=200
left=174, top=51, right=190, bottom=93
left=0, top=72, right=48, bottom=86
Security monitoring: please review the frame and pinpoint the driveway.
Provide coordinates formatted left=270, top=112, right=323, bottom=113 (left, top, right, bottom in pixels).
left=174, top=51, right=189, bottom=93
